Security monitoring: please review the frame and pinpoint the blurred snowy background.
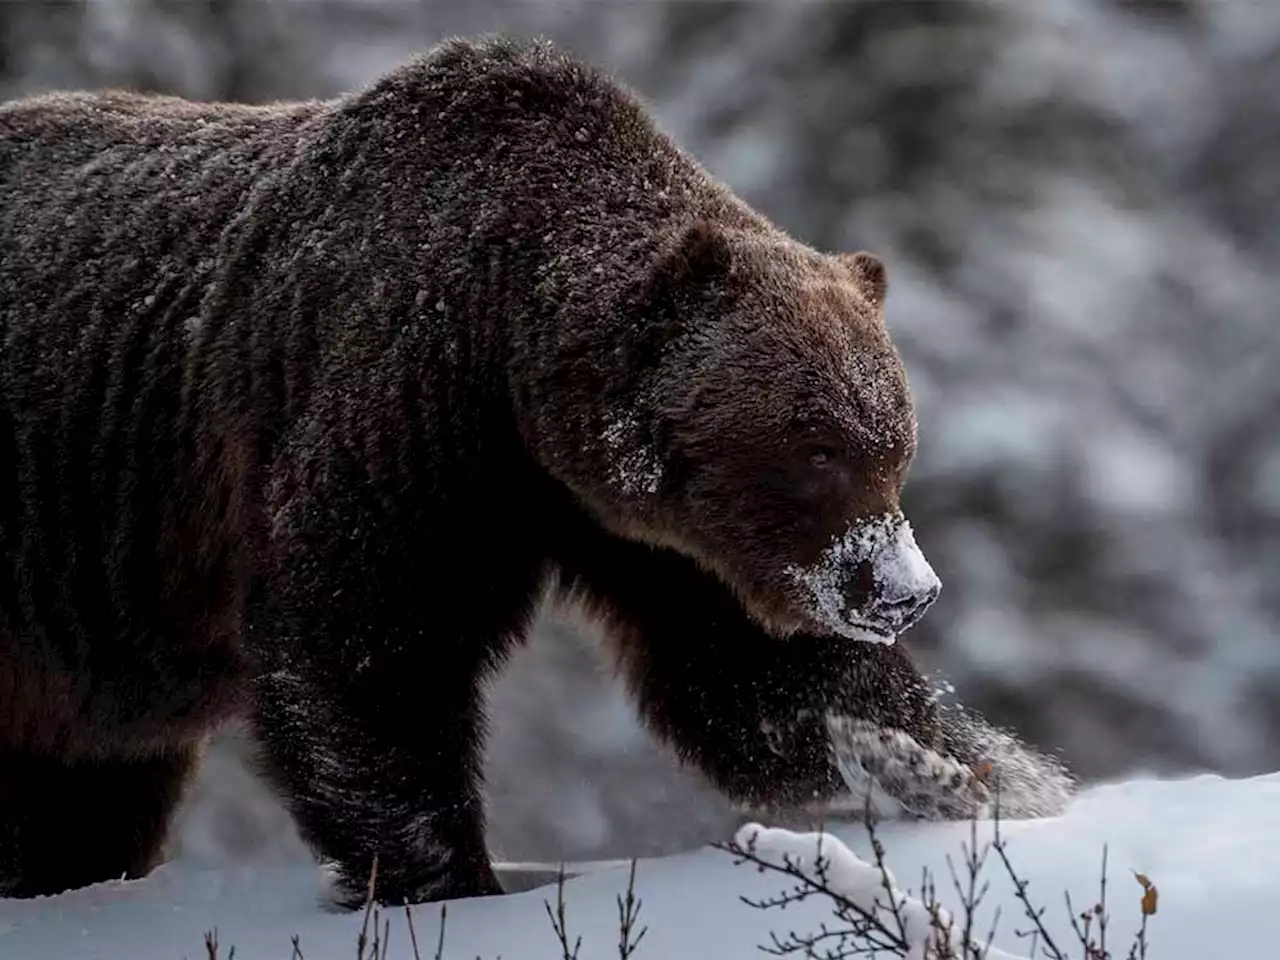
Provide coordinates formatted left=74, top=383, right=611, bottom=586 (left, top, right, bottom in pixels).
left=4, top=0, right=1277, bottom=866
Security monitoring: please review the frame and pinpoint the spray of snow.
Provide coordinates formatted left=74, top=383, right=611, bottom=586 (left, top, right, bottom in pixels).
left=786, top=512, right=941, bottom=643
left=734, top=822, right=1028, bottom=960
left=935, top=705, right=1078, bottom=819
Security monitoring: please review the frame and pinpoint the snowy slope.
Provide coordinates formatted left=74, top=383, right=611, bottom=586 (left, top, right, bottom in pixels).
left=3, top=772, right=1276, bottom=960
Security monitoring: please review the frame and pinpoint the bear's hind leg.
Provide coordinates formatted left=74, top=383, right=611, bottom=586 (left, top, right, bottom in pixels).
left=0, top=744, right=198, bottom=898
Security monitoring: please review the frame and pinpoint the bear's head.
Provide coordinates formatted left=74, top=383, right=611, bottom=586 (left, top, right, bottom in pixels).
left=542, top=219, right=941, bottom=644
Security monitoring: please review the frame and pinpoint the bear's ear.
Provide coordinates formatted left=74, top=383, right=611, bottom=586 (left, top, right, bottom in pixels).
left=839, top=251, right=889, bottom=308
left=662, top=219, right=735, bottom=285
left=639, top=219, right=735, bottom=320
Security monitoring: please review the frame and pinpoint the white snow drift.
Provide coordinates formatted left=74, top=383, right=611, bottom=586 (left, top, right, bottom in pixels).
left=1, top=771, right=1276, bottom=959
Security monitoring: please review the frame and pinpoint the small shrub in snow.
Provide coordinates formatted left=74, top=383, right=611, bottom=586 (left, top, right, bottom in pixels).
left=720, top=798, right=1159, bottom=960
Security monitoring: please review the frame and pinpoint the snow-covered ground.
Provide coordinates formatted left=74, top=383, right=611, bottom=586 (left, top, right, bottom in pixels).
left=5, top=771, right=1276, bottom=960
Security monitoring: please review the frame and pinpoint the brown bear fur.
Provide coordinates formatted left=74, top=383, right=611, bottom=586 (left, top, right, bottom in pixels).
left=0, top=36, right=1069, bottom=906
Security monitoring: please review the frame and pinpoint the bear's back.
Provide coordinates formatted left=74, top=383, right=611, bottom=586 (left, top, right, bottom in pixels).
left=0, top=89, right=321, bottom=190
left=0, top=87, right=325, bottom=387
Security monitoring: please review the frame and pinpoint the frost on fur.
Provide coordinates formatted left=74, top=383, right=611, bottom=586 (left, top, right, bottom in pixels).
left=600, top=407, right=663, bottom=498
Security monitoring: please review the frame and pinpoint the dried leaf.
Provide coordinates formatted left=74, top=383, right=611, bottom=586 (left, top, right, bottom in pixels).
left=1134, top=872, right=1158, bottom=915
left=1141, top=884, right=1158, bottom=916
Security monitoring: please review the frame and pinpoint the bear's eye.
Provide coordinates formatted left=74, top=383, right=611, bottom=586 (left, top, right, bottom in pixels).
left=806, top=445, right=844, bottom=471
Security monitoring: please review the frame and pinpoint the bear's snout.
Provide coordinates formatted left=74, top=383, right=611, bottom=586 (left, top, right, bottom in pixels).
left=859, top=530, right=941, bottom=637
left=786, top=512, right=941, bottom=643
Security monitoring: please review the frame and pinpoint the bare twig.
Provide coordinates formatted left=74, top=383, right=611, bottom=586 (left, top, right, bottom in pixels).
left=1063, top=843, right=1112, bottom=960
left=981, top=903, right=1004, bottom=960
left=941, top=815, right=996, bottom=959
left=543, top=863, right=582, bottom=960
left=372, top=908, right=391, bottom=960
left=201, top=928, right=236, bottom=960
left=1098, top=846, right=1109, bottom=960
left=356, top=856, right=380, bottom=960
left=402, top=900, right=431, bottom=960
left=989, top=781, right=1066, bottom=960
left=862, top=801, right=912, bottom=949
left=616, top=859, right=648, bottom=960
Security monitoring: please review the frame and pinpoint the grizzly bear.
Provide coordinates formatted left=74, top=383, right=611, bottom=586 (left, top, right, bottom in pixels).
left=0, top=36, right=1072, bottom=906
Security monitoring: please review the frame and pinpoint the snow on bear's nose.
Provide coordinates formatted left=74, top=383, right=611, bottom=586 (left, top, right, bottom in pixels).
left=861, top=520, right=941, bottom=635
left=787, top=512, right=941, bottom=643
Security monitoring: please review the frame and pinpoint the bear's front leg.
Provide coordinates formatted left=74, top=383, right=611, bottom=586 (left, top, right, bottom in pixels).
left=551, top=521, right=988, bottom=818
left=246, top=438, right=545, bottom=908
left=251, top=662, right=504, bottom=908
